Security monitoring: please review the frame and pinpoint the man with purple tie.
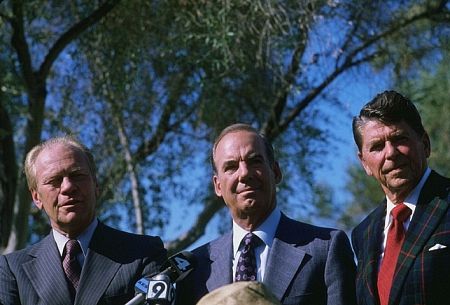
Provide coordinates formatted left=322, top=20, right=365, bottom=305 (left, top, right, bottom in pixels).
left=176, top=123, right=356, bottom=305
left=352, top=91, right=450, bottom=305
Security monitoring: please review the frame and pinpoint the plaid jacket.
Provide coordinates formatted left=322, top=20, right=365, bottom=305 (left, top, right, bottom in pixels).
left=352, top=170, right=450, bottom=305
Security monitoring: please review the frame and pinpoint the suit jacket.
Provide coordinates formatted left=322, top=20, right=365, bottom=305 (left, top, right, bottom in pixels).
left=352, top=170, right=450, bottom=305
left=176, top=213, right=357, bottom=305
left=0, top=222, right=167, bottom=305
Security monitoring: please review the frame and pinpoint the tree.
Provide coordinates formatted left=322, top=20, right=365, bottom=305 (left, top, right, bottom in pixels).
left=0, top=0, right=122, bottom=252
left=1, top=0, right=449, bottom=254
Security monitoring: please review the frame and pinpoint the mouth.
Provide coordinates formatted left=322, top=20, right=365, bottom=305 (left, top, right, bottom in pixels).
left=384, top=164, right=406, bottom=174
left=237, top=188, right=259, bottom=196
left=59, top=199, right=80, bottom=207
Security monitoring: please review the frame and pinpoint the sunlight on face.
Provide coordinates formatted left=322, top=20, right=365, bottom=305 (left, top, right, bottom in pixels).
left=31, top=143, right=98, bottom=237
left=358, top=120, right=430, bottom=202
left=213, top=131, right=281, bottom=229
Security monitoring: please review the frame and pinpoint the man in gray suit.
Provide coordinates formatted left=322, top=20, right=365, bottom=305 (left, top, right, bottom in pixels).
left=0, top=136, right=167, bottom=305
left=176, top=123, right=356, bottom=305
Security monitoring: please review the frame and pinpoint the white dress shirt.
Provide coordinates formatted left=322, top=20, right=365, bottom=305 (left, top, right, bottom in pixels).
left=232, top=208, right=281, bottom=282
left=379, top=167, right=431, bottom=266
left=53, top=218, right=98, bottom=267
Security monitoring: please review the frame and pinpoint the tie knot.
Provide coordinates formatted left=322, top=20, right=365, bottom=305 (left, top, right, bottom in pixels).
left=242, top=233, right=260, bottom=247
left=65, top=239, right=81, bottom=257
left=391, top=203, right=411, bottom=222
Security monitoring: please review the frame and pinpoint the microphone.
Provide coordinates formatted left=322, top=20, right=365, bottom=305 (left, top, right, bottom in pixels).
left=146, top=251, right=195, bottom=305
left=125, top=251, right=195, bottom=305
left=124, top=277, right=150, bottom=305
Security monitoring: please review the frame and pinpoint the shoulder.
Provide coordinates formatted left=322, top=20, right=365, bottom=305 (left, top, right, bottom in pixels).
left=91, top=222, right=166, bottom=259
left=0, top=236, right=53, bottom=275
left=352, top=205, right=383, bottom=237
left=421, top=170, right=450, bottom=203
left=191, top=233, right=232, bottom=260
left=277, top=213, right=346, bottom=243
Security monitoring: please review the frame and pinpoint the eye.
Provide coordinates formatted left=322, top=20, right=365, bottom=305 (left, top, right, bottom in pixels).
left=223, top=162, right=238, bottom=173
left=369, top=143, right=384, bottom=152
left=248, top=156, right=264, bottom=166
left=45, top=177, right=63, bottom=187
left=393, top=135, right=409, bottom=145
left=70, top=172, right=89, bottom=181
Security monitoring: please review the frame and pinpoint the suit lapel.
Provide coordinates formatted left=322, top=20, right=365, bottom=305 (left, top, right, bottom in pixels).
left=75, top=223, right=121, bottom=305
left=263, top=214, right=306, bottom=301
left=359, top=205, right=385, bottom=305
left=389, top=172, right=450, bottom=305
left=22, top=234, right=72, bottom=305
left=206, top=233, right=233, bottom=292
left=263, top=237, right=305, bottom=300
left=75, top=248, right=121, bottom=305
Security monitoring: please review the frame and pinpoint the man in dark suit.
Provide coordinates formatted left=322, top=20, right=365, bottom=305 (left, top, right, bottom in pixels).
left=351, top=90, right=450, bottom=305
left=176, top=123, right=356, bottom=305
left=0, top=136, right=167, bottom=305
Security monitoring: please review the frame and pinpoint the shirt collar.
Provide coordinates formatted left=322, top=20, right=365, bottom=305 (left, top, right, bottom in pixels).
left=232, top=208, right=281, bottom=255
left=385, top=167, right=431, bottom=228
left=53, top=218, right=98, bottom=256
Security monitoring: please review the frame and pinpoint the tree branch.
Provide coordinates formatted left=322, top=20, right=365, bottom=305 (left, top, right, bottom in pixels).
left=166, top=194, right=224, bottom=255
left=261, top=37, right=307, bottom=140
left=38, top=0, right=121, bottom=79
left=134, top=72, right=195, bottom=161
left=0, top=99, right=17, bottom=249
left=10, top=0, right=34, bottom=91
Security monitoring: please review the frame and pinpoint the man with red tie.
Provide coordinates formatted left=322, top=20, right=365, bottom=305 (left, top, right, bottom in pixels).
left=351, top=90, right=450, bottom=305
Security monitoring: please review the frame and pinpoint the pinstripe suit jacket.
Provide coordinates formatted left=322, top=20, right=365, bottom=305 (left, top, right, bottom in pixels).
left=0, top=222, right=167, bottom=305
left=352, top=170, right=450, bottom=305
left=176, top=213, right=357, bottom=305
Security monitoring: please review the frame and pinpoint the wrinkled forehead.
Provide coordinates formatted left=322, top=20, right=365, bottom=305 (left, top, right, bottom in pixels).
left=36, top=143, right=89, bottom=169
left=215, top=131, right=266, bottom=159
left=217, top=130, right=264, bottom=148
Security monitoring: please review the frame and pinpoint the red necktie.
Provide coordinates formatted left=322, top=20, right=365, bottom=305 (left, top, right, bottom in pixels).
left=63, top=239, right=82, bottom=296
left=377, top=203, right=411, bottom=305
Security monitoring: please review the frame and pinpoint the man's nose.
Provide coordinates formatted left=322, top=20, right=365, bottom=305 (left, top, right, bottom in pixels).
left=385, top=141, right=399, bottom=159
left=238, top=162, right=251, bottom=181
left=60, top=176, right=76, bottom=193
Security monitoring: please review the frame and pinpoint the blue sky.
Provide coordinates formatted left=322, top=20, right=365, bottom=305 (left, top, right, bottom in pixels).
left=162, top=68, right=392, bottom=250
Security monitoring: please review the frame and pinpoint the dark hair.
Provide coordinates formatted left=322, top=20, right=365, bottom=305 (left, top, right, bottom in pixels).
left=211, top=123, right=275, bottom=173
left=352, top=90, right=426, bottom=151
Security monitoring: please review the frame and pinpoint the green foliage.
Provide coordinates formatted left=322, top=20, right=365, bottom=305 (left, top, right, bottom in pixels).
left=339, top=164, right=384, bottom=228
left=1, top=0, right=449, bottom=252
left=400, top=50, right=450, bottom=177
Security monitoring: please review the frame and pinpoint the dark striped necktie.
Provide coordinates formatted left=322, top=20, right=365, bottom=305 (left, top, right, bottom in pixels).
left=63, top=239, right=82, bottom=297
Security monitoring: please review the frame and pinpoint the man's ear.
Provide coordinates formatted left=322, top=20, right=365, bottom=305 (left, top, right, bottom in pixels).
left=31, top=189, right=43, bottom=210
left=213, top=175, right=222, bottom=197
left=273, top=161, right=283, bottom=184
left=422, top=132, right=431, bottom=158
left=95, top=181, right=100, bottom=198
left=358, top=152, right=373, bottom=176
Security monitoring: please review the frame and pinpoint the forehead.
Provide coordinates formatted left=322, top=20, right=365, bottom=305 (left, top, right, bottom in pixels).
left=215, top=131, right=265, bottom=158
left=361, top=120, right=415, bottom=140
left=35, top=144, right=89, bottom=173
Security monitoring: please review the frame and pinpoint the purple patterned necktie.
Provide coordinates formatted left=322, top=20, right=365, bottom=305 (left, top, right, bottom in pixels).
left=235, top=233, right=260, bottom=282
left=63, top=239, right=82, bottom=296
